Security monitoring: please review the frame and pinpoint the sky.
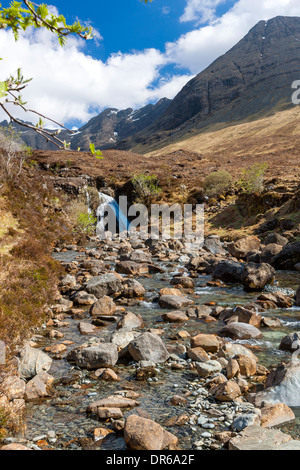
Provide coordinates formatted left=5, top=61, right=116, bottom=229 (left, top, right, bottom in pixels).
left=1, top=0, right=300, bottom=128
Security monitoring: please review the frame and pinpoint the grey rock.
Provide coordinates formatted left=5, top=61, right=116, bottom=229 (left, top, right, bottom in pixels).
left=159, top=295, right=194, bottom=309
left=18, top=346, right=52, bottom=380
left=68, top=343, right=118, bottom=370
left=219, top=322, right=262, bottom=340
left=128, top=333, right=170, bottom=363
left=196, top=360, right=222, bottom=377
left=86, top=273, right=123, bottom=298
left=232, top=413, right=260, bottom=432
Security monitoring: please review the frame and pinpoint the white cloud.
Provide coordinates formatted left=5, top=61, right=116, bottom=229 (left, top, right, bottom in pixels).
left=180, top=0, right=227, bottom=24
left=1, top=0, right=300, bottom=127
left=162, top=6, right=171, bottom=15
left=0, top=28, right=193, bottom=126
left=147, top=74, right=194, bottom=101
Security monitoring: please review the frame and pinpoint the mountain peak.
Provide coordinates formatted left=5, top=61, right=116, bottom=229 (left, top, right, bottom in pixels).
left=139, top=15, right=300, bottom=141
left=10, top=16, right=300, bottom=153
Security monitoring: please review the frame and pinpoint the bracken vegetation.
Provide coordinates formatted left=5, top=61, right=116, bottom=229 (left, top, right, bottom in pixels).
left=0, top=153, right=72, bottom=355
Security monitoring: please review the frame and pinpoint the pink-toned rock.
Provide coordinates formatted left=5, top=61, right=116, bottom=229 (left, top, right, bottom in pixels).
left=116, top=312, right=144, bottom=330
left=97, top=408, right=123, bottom=419
left=25, top=372, right=54, bottom=402
left=212, top=380, right=241, bottom=402
left=159, top=288, right=183, bottom=297
left=261, top=403, right=295, bottom=428
left=161, top=311, right=188, bottom=323
left=169, top=395, right=188, bottom=406
left=97, top=368, right=120, bottom=382
left=0, top=376, right=25, bottom=401
left=221, top=306, right=262, bottom=328
left=226, top=359, right=240, bottom=379
left=187, top=347, right=210, bottom=363
left=190, top=334, right=220, bottom=353
left=235, top=354, right=257, bottom=377
left=93, top=427, right=114, bottom=442
left=78, top=322, right=97, bottom=335
left=87, top=396, right=139, bottom=413
left=228, top=425, right=300, bottom=450
left=219, top=342, right=258, bottom=362
left=124, top=415, right=178, bottom=450
left=1, top=444, right=32, bottom=451
left=159, top=295, right=194, bottom=310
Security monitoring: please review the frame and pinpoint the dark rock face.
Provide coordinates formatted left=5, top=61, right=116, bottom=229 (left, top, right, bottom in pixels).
left=7, top=98, right=171, bottom=151
left=10, top=17, right=300, bottom=153
left=296, top=288, right=300, bottom=307
left=260, top=244, right=282, bottom=265
left=241, top=263, right=275, bottom=290
left=149, top=17, right=300, bottom=132
left=273, top=242, right=300, bottom=270
left=279, top=332, right=300, bottom=352
left=76, top=98, right=171, bottom=150
left=213, top=260, right=244, bottom=283
left=119, top=16, right=300, bottom=151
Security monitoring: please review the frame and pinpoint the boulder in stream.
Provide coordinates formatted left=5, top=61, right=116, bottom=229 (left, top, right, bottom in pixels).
left=219, top=322, right=262, bottom=340
left=86, top=273, right=123, bottom=298
left=159, top=295, right=194, bottom=309
left=253, top=361, right=300, bottom=407
left=128, top=332, right=170, bottom=363
left=213, top=261, right=244, bottom=283
left=241, top=263, right=275, bottom=290
left=67, top=343, right=118, bottom=370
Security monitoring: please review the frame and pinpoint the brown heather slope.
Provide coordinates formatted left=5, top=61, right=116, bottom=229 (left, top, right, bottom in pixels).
left=32, top=106, right=300, bottom=241
left=146, top=105, right=300, bottom=185
left=34, top=106, right=300, bottom=190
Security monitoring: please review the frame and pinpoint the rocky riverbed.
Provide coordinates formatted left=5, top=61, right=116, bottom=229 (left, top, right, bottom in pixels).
left=1, top=234, right=300, bottom=451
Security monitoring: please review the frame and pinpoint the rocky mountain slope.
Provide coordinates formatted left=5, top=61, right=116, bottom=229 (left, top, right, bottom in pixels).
left=71, top=98, right=171, bottom=151
left=2, top=16, right=300, bottom=155
left=122, top=16, right=300, bottom=153
left=1, top=98, right=171, bottom=151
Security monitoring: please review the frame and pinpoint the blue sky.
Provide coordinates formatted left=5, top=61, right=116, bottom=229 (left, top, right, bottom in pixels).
left=1, top=0, right=300, bottom=127
left=52, top=0, right=237, bottom=69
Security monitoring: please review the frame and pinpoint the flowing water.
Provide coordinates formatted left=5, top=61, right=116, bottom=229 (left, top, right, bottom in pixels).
left=96, top=192, right=129, bottom=235
left=20, top=241, right=300, bottom=450
left=19, top=195, right=300, bottom=449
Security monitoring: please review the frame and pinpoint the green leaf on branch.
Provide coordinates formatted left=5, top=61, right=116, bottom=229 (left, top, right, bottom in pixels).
left=0, top=81, right=7, bottom=99
left=89, top=142, right=103, bottom=159
left=36, top=117, right=45, bottom=129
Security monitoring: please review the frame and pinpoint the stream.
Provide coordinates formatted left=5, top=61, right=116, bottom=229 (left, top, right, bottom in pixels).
left=20, top=240, right=300, bottom=451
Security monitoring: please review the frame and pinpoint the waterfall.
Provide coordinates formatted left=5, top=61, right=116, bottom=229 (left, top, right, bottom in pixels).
left=84, top=186, right=92, bottom=214
left=96, top=192, right=129, bottom=236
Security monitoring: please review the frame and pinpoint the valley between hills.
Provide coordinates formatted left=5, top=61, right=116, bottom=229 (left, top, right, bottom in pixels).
left=0, top=14, right=300, bottom=453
